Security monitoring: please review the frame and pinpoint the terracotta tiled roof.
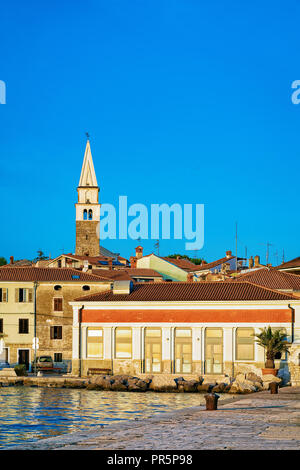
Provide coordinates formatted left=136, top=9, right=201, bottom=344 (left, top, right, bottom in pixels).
left=193, top=256, right=236, bottom=271
left=230, top=267, right=300, bottom=290
left=92, top=270, right=132, bottom=281
left=74, top=281, right=297, bottom=302
left=92, top=268, right=163, bottom=281
left=0, top=267, right=110, bottom=282
left=162, top=257, right=199, bottom=271
left=276, top=257, right=300, bottom=270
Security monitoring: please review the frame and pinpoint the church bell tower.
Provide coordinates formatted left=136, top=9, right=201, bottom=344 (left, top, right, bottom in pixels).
left=75, top=138, right=100, bottom=257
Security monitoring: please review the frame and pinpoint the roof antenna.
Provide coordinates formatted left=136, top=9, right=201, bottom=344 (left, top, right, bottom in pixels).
left=85, top=132, right=90, bottom=140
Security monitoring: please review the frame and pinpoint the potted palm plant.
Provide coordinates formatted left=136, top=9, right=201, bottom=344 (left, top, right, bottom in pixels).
left=254, top=326, right=289, bottom=376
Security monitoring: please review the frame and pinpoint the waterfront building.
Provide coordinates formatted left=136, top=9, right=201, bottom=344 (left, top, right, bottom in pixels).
left=0, top=267, right=111, bottom=370
left=70, top=280, right=300, bottom=379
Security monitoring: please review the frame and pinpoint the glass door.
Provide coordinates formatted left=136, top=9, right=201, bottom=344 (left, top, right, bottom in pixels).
left=205, top=328, right=223, bottom=374
left=174, top=328, right=192, bottom=373
left=144, top=328, right=162, bottom=373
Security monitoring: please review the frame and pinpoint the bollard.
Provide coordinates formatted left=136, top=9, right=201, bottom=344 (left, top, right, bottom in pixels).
left=269, top=382, right=279, bottom=394
left=204, top=392, right=220, bottom=410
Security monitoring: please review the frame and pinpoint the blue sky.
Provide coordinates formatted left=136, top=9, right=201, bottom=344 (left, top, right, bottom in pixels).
left=0, top=0, right=299, bottom=265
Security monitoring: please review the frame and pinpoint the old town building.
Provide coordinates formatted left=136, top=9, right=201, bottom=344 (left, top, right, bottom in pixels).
left=70, top=280, right=300, bottom=379
left=0, top=267, right=111, bottom=370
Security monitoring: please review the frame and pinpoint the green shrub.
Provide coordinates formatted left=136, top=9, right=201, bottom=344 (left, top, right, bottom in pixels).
left=14, top=364, right=28, bottom=376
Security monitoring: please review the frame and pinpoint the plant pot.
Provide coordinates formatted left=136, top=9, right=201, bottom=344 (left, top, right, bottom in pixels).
left=262, top=368, right=278, bottom=376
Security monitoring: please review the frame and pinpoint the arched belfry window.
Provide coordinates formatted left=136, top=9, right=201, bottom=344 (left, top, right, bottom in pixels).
left=83, top=209, right=88, bottom=220
left=88, top=209, right=93, bottom=220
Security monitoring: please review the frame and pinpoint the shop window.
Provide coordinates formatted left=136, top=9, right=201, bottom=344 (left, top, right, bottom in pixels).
left=87, top=328, right=103, bottom=358
left=115, top=328, right=132, bottom=359
left=236, top=328, right=255, bottom=361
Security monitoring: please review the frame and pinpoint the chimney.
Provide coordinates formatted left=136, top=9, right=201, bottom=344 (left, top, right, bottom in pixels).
left=135, top=246, right=143, bottom=259
left=187, top=273, right=194, bottom=283
left=248, top=256, right=254, bottom=269
left=10, top=256, right=14, bottom=265
left=108, top=258, right=113, bottom=269
left=82, top=260, right=89, bottom=273
left=226, top=250, right=232, bottom=259
left=254, top=255, right=260, bottom=267
left=113, top=280, right=133, bottom=295
left=130, top=256, right=137, bottom=268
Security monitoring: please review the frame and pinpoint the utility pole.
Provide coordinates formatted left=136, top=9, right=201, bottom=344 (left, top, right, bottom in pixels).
left=235, top=222, right=238, bottom=272
left=266, top=242, right=273, bottom=266
left=33, top=281, right=39, bottom=376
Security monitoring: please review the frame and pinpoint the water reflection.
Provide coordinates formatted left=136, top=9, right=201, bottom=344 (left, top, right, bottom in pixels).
left=0, top=387, right=224, bottom=448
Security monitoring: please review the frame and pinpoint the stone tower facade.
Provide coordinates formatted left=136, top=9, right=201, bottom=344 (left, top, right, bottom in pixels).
left=75, top=140, right=100, bottom=257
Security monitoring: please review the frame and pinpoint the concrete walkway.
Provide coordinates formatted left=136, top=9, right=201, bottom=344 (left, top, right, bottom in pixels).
left=8, top=387, right=300, bottom=450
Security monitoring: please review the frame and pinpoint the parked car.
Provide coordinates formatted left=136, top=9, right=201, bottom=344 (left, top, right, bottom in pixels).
left=31, top=356, right=54, bottom=371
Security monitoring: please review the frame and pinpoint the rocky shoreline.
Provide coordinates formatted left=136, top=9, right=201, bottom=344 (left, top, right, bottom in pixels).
left=0, top=371, right=283, bottom=394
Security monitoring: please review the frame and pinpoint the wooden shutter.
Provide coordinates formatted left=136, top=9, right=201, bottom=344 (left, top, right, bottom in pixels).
left=3, top=289, right=7, bottom=302
left=50, top=326, right=54, bottom=339
left=28, top=289, right=33, bottom=303
left=54, top=298, right=63, bottom=311
left=15, top=288, right=19, bottom=303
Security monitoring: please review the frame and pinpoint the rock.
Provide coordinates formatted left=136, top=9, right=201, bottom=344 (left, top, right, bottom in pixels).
left=229, top=384, right=240, bottom=394
left=261, top=374, right=282, bottom=384
left=216, top=376, right=231, bottom=385
left=127, top=378, right=148, bottom=391
left=86, top=383, right=101, bottom=390
left=197, top=383, right=214, bottom=393
left=246, top=372, right=262, bottom=383
left=202, top=378, right=217, bottom=386
left=90, top=375, right=113, bottom=390
left=148, top=375, right=177, bottom=392
left=212, top=383, right=227, bottom=393
left=235, top=373, right=246, bottom=382
left=64, top=380, right=87, bottom=389
left=254, top=382, right=263, bottom=391
left=238, top=382, right=256, bottom=394
left=111, top=382, right=128, bottom=391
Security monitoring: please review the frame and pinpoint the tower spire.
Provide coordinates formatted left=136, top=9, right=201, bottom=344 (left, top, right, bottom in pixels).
left=78, top=138, right=98, bottom=187
left=75, top=138, right=100, bottom=257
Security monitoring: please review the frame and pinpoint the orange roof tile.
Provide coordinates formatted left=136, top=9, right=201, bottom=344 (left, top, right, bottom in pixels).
left=74, top=281, right=297, bottom=302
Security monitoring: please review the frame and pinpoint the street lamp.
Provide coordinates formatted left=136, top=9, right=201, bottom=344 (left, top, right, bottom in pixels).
left=33, top=281, right=39, bottom=375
